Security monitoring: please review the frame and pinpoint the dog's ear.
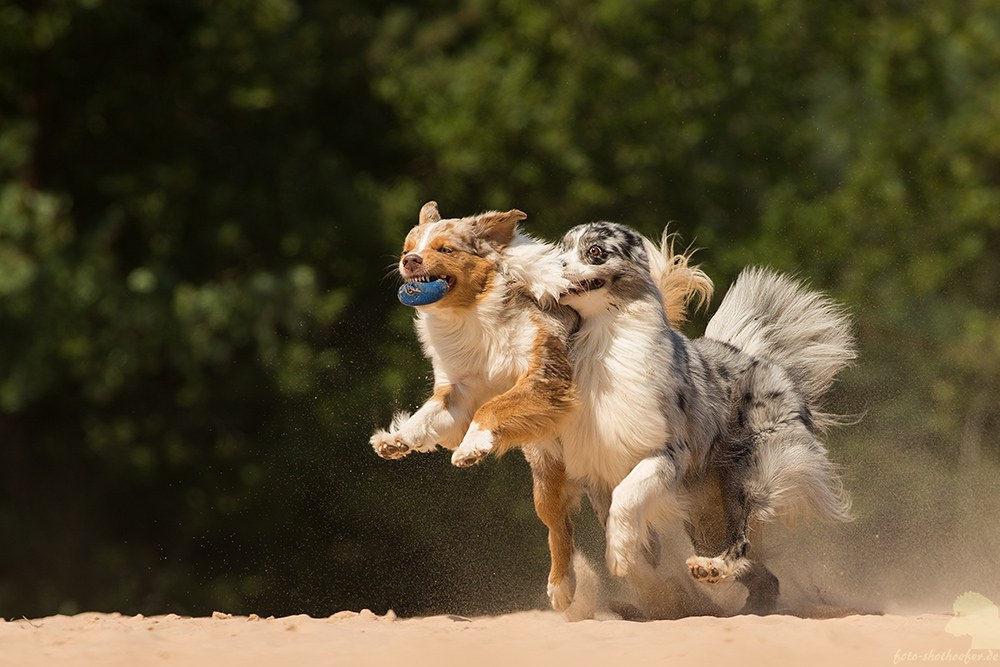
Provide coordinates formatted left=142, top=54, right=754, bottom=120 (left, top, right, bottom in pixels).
left=475, top=209, right=527, bottom=246
left=419, top=201, right=442, bottom=225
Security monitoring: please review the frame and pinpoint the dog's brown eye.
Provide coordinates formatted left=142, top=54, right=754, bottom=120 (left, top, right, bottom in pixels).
left=588, top=245, right=602, bottom=256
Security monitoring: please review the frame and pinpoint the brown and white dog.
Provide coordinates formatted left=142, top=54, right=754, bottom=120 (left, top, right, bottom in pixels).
left=371, top=202, right=709, bottom=610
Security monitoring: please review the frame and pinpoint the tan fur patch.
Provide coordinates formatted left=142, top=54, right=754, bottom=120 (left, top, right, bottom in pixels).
left=442, top=251, right=495, bottom=309
left=652, top=230, right=714, bottom=327
left=430, top=384, right=452, bottom=409
left=470, top=322, right=578, bottom=455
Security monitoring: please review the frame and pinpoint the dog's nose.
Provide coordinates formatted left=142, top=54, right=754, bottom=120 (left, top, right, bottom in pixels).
left=402, top=253, right=423, bottom=272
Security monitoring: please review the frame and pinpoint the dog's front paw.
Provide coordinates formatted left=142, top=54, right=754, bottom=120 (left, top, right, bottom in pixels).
left=605, top=518, right=642, bottom=578
left=686, top=556, right=730, bottom=585
left=451, top=422, right=494, bottom=467
left=547, top=575, right=576, bottom=612
left=370, top=430, right=411, bottom=460
left=605, top=540, right=638, bottom=578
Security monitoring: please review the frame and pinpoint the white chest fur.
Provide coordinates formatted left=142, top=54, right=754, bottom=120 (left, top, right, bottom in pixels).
left=416, top=286, right=536, bottom=397
left=561, top=313, right=670, bottom=490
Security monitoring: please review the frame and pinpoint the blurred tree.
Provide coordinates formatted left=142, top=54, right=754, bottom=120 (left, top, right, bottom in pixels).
left=0, top=0, right=466, bottom=617
left=369, top=1, right=851, bottom=247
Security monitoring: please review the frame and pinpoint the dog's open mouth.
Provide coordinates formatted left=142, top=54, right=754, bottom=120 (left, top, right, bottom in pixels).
left=565, top=278, right=606, bottom=295
left=398, top=274, right=456, bottom=306
left=410, top=274, right=456, bottom=289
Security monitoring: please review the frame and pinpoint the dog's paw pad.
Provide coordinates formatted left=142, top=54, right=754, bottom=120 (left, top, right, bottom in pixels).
left=381, top=442, right=410, bottom=459
left=686, top=556, right=730, bottom=585
left=451, top=447, right=489, bottom=467
left=371, top=432, right=411, bottom=459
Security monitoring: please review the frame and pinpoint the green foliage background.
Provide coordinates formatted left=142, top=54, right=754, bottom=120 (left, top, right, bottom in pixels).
left=1, top=0, right=998, bottom=618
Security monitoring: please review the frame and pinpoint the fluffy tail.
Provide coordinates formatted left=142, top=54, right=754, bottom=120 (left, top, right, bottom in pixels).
left=705, top=267, right=855, bottom=409
left=747, top=422, right=854, bottom=525
left=643, top=229, right=714, bottom=328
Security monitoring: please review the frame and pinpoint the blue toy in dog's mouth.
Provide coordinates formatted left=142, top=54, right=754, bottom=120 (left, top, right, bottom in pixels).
left=398, top=277, right=451, bottom=306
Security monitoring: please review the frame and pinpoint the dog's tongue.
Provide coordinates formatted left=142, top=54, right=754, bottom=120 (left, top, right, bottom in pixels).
left=398, top=279, right=451, bottom=306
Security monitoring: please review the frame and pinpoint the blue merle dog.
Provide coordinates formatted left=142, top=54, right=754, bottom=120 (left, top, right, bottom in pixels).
left=556, top=221, right=854, bottom=615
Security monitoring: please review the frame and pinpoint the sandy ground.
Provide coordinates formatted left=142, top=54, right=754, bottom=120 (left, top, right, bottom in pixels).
left=2, top=608, right=991, bottom=667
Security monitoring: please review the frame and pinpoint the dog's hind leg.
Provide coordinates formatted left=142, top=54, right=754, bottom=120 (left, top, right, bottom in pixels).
left=687, top=363, right=798, bottom=608
left=686, top=492, right=779, bottom=614
left=605, top=455, right=685, bottom=578
left=525, top=446, right=581, bottom=611
left=689, top=378, right=849, bottom=612
left=685, top=466, right=755, bottom=589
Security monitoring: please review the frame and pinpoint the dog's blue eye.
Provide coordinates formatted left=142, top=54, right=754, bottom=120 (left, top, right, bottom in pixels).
left=438, top=246, right=453, bottom=254
left=588, top=245, right=602, bottom=257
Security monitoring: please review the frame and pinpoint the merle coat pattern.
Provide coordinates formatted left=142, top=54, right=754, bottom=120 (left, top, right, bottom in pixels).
left=557, top=222, right=853, bottom=614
